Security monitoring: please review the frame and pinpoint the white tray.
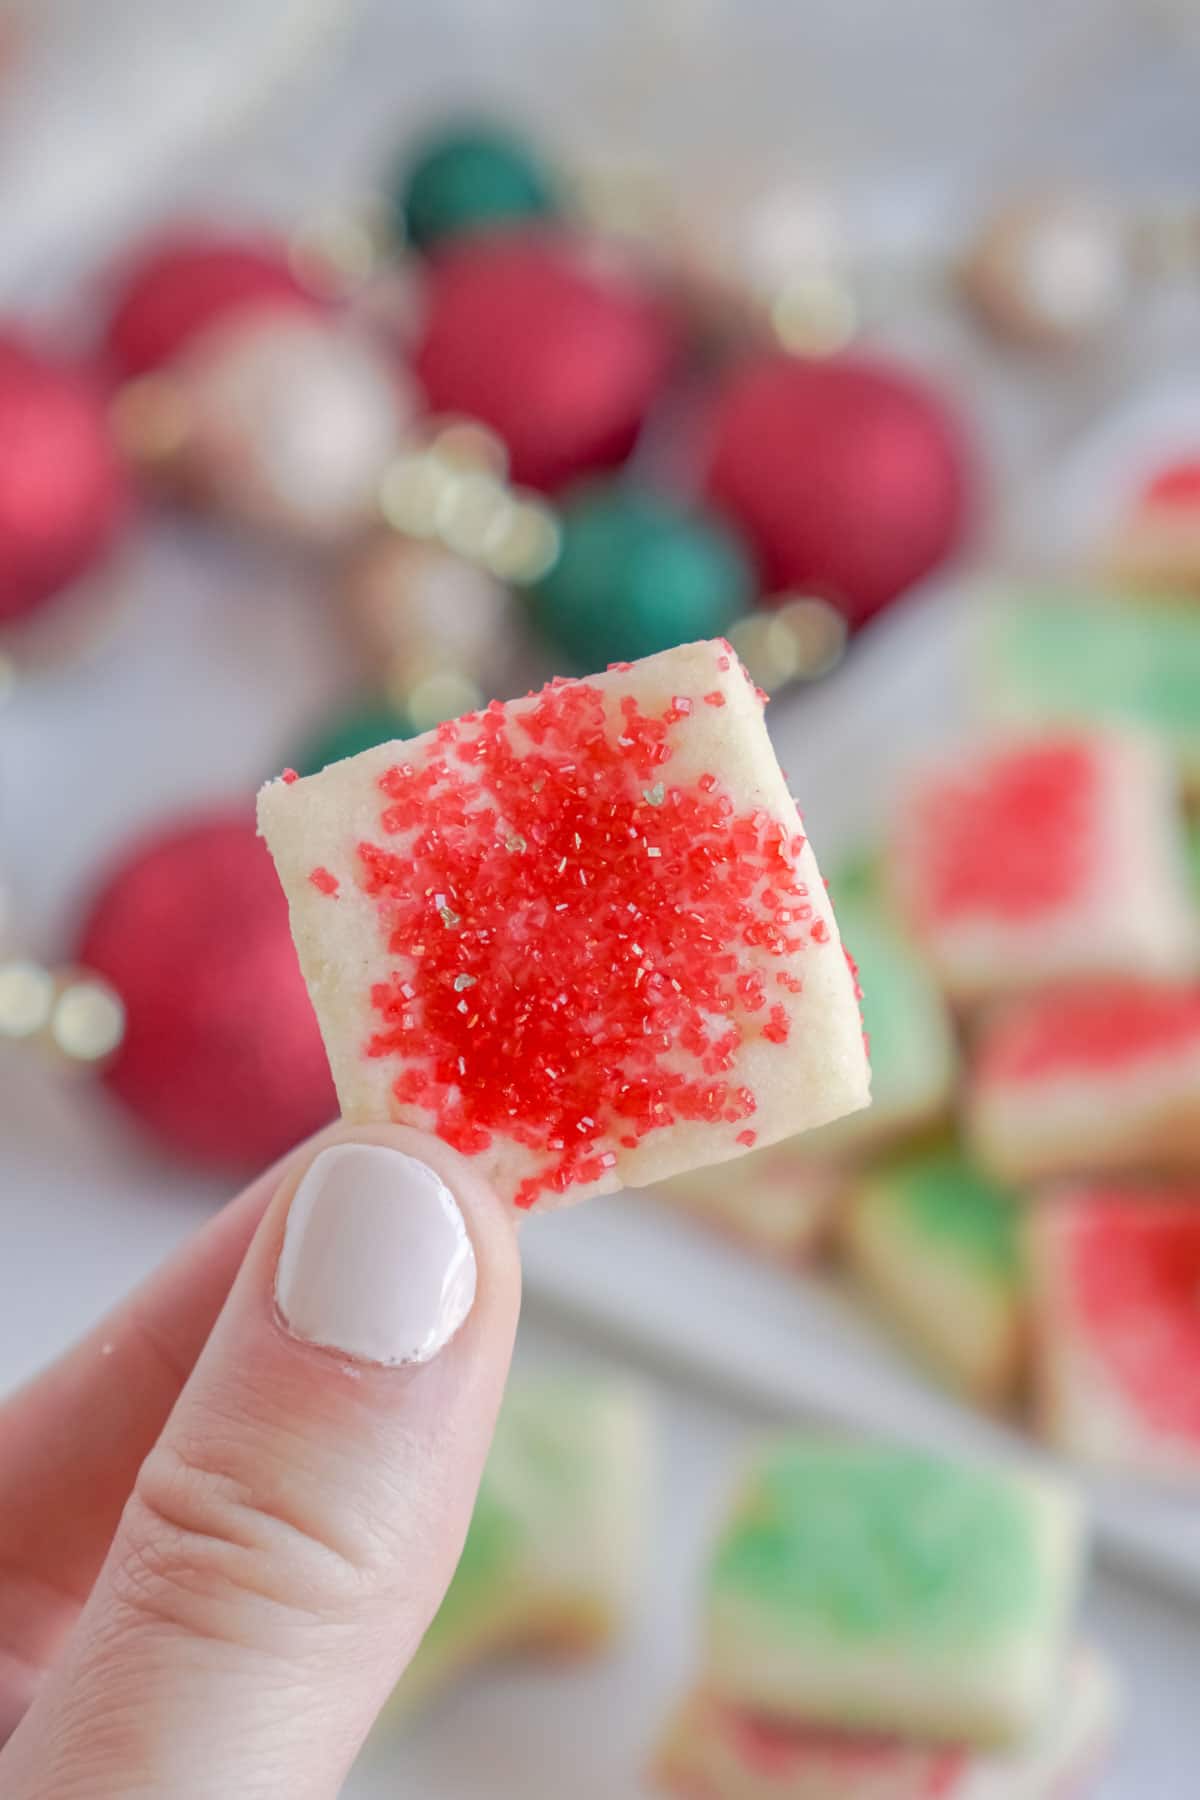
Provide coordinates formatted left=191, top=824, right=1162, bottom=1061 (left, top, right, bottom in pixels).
left=520, top=580, right=1200, bottom=1600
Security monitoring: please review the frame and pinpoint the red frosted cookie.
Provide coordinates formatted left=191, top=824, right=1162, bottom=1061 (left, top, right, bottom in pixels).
left=653, top=1648, right=1117, bottom=1800
left=968, top=982, right=1200, bottom=1183
left=888, top=733, right=1195, bottom=1004
left=259, top=640, right=869, bottom=1211
left=1030, top=1187, right=1200, bottom=1481
left=1102, top=456, right=1200, bottom=596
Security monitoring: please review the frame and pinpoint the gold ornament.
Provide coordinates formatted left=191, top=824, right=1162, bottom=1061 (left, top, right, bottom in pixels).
left=962, top=195, right=1131, bottom=350
left=177, top=312, right=418, bottom=543
left=340, top=532, right=518, bottom=714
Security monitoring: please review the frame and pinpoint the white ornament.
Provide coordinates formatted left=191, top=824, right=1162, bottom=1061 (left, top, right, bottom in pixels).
left=180, top=312, right=415, bottom=541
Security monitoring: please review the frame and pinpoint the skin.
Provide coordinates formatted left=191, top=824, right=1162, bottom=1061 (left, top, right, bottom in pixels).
left=0, top=1121, right=522, bottom=1799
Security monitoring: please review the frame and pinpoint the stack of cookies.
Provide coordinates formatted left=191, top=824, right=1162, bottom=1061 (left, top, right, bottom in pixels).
left=654, top=1438, right=1118, bottom=1799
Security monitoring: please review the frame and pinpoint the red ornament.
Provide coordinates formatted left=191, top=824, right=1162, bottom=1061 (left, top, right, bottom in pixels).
left=76, top=810, right=336, bottom=1168
left=703, top=352, right=972, bottom=628
left=0, top=335, right=130, bottom=627
left=413, top=232, right=680, bottom=490
left=103, top=231, right=319, bottom=377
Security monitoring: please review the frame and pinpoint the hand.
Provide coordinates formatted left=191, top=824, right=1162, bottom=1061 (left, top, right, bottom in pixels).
left=0, top=1124, right=521, bottom=1798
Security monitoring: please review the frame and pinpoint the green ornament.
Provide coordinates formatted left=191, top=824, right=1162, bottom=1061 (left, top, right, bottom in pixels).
left=529, top=484, right=756, bottom=671
left=395, top=120, right=558, bottom=253
left=292, top=702, right=412, bottom=778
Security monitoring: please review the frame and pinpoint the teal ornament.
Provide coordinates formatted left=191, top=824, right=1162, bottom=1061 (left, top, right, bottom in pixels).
left=292, top=702, right=411, bottom=778
left=529, top=484, right=757, bottom=671
left=396, top=121, right=558, bottom=253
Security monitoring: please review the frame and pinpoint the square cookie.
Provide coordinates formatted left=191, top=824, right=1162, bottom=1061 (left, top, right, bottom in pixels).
left=841, top=1140, right=1026, bottom=1405
left=967, top=982, right=1200, bottom=1184
left=399, top=1376, right=652, bottom=1705
left=810, top=858, right=959, bottom=1157
left=1029, top=1187, right=1200, bottom=1484
left=260, top=640, right=869, bottom=1210
left=652, top=1141, right=842, bottom=1263
left=887, top=731, right=1195, bottom=1004
left=653, top=1647, right=1117, bottom=1800
left=703, top=1439, right=1083, bottom=1747
left=982, top=588, right=1200, bottom=792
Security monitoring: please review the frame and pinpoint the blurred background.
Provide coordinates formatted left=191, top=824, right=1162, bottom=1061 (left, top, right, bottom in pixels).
left=3, top=1, right=1200, bottom=1794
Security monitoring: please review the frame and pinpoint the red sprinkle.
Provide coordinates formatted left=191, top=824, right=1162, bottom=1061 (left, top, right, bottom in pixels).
left=736, top=1128, right=757, bottom=1147
left=281, top=768, right=299, bottom=785
left=720, top=1701, right=966, bottom=1789
left=309, top=866, right=339, bottom=897
left=352, top=676, right=820, bottom=1206
left=703, top=690, right=727, bottom=708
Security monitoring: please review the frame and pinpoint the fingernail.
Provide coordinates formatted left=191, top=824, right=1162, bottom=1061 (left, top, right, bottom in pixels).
left=275, top=1144, right=477, bottom=1365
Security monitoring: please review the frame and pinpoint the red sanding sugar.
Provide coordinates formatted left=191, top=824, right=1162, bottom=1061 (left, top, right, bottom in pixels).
left=309, top=865, right=339, bottom=896
left=343, top=678, right=822, bottom=1208
left=983, top=983, right=1200, bottom=1082
left=1070, top=1193, right=1200, bottom=1444
left=910, top=740, right=1099, bottom=926
left=719, top=1704, right=967, bottom=1792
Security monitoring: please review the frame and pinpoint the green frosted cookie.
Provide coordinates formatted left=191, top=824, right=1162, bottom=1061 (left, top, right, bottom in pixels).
left=842, top=1140, right=1026, bottom=1403
left=1186, top=816, right=1200, bottom=907
left=810, top=862, right=958, bottom=1155
left=399, top=1376, right=652, bottom=1705
left=704, top=1439, right=1082, bottom=1747
left=982, top=588, right=1200, bottom=789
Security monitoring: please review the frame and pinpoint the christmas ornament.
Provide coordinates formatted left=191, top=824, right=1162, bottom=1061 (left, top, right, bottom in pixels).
left=340, top=531, right=518, bottom=716
left=529, top=482, right=754, bottom=670
left=0, top=334, right=130, bottom=629
left=962, top=196, right=1130, bottom=352
left=394, top=118, right=558, bottom=253
left=673, top=180, right=860, bottom=356
left=169, top=312, right=417, bottom=543
left=60, top=809, right=335, bottom=1167
left=102, top=229, right=319, bottom=377
left=413, top=233, right=680, bottom=490
left=703, top=352, right=971, bottom=628
left=293, top=701, right=413, bottom=778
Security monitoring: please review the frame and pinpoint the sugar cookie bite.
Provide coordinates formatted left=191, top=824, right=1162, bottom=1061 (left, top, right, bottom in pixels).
left=703, top=1440, right=1083, bottom=1747
left=259, top=640, right=870, bottom=1210
left=653, top=1647, right=1117, bottom=1800
left=841, top=1140, right=1026, bottom=1405
left=1030, top=1187, right=1200, bottom=1485
left=967, top=982, right=1200, bottom=1184
left=398, top=1376, right=652, bottom=1706
left=888, top=731, right=1195, bottom=1004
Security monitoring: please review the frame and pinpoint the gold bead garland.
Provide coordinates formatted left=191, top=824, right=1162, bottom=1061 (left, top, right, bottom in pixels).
left=0, top=958, right=125, bottom=1067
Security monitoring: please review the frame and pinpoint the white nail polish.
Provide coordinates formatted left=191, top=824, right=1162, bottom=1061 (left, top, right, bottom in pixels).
left=276, top=1144, right=476, bottom=1365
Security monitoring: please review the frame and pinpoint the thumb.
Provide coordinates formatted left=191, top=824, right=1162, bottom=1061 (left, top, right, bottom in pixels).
left=0, top=1124, right=521, bottom=1800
